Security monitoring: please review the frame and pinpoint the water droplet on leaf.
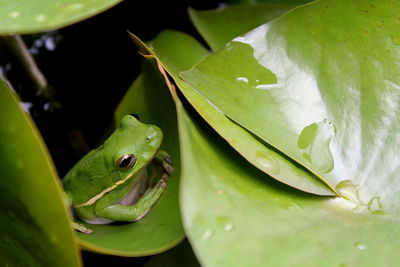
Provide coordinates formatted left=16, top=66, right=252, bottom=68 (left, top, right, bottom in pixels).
left=298, top=120, right=335, bottom=173
left=9, top=11, right=20, bottom=18
left=367, top=197, right=385, bottom=215
left=224, top=223, right=234, bottom=232
left=236, top=77, right=249, bottom=83
left=354, top=242, right=367, bottom=250
left=336, top=180, right=361, bottom=204
left=201, top=229, right=213, bottom=241
left=255, top=151, right=279, bottom=174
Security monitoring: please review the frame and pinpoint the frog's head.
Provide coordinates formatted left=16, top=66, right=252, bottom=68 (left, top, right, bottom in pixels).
left=103, top=114, right=163, bottom=183
left=63, top=114, right=163, bottom=207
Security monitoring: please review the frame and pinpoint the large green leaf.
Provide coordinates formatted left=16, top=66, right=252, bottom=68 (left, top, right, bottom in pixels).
left=177, top=99, right=400, bottom=266
left=132, top=30, right=333, bottom=195
left=76, top=60, right=184, bottom=256
left=0, top=0, right=122, bottom=34
left=0, top=80, right=81, bottom=266
left=189, top=3, right=293, bottom=51
left=182, top=0, right=400, bottom=211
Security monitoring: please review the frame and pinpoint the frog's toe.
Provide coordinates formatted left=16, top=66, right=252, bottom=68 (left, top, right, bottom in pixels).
left=158, top=173, right=169, bottom=188
left=164, top=163, right=174, bottom=175
left=165, top=155, right=173, bottom=165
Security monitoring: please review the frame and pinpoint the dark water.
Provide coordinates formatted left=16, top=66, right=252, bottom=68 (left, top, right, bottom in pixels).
left=1, top=0, right=220, bottom=266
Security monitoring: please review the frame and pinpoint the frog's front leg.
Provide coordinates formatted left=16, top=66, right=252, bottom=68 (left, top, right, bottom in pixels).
left=94, top=174, right=168, bottom=221
left=155, top=150, right=173, bottom=175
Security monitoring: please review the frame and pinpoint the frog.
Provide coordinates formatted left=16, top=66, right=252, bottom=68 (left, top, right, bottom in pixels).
left=62, top=114, right=173, bottom=234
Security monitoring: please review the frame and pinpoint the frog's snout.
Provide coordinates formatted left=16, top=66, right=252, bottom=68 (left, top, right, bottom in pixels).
left=146, top=126, right=163, bottom=147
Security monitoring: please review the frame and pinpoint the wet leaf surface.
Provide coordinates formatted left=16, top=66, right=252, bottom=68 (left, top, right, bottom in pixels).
left=177, top=98, right=400, bottom=266
left=182, top=0, right=400, bottom=211
left=133, top=30, right=333, bottom=195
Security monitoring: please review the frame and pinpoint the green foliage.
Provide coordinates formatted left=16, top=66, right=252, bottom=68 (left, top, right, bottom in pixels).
left=0, top=80, right=81, bottom=266
left=2, top=0, right=400, bottom=265
left=134, top=30, right=333, bottom=195
left=176, top=0, right=400, bottom=265
left=0, top=0, right=122, bottom=34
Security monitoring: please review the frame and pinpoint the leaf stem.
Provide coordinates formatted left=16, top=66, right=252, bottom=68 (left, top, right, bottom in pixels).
left=1, top=34, right=56, bottom=102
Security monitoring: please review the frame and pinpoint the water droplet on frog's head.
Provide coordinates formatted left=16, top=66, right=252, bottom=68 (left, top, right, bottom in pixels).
left=201, top=229, right=213, bottom=241
left=255, top=151, right=280, bottom=174
left=354, top=242, right=367, bottom=250
left=298, top=119, right=335, bottom=174
left=367, top=197, right=385, bottom=215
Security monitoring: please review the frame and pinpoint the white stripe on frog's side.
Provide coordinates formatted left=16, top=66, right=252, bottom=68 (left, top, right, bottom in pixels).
left=74, top=159, right=154, bottom=208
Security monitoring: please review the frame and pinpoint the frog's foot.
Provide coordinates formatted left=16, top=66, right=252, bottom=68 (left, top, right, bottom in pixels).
left=72, top=222, right=93, bottom=234
left=155, top=150, right=173, bottom=175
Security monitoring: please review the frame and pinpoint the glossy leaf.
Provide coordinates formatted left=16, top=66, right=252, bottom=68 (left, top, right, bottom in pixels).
left=182, top=0, right=400, bottom=210
left=76, top=60, right=184, bottom=256
left=189, top=3, right=293, bottom=51
left=0, top=80, right=81, bottom=266
left=0, top=0, right=122, bottom=34
left=132, top=30, right=333, bottom=195
left=177, top=99, right=400, bottom=266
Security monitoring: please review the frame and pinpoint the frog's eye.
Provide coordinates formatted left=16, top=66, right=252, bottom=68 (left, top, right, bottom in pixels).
left=116, top=154, right=137, bottom=169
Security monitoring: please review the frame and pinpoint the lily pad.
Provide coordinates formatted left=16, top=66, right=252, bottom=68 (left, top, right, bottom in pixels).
left=182, top=0, right=400, bottom=210
left=189, top=3, right=293, bottom=51
left=131, top=30, right=333, bottom=195
left=76, top=60, right=184, bottom=256
left=177, top=98, right=400, bottom=266
left=0, top=0, right=122, bottom=34
left=0, top=79, right=81, bottom=266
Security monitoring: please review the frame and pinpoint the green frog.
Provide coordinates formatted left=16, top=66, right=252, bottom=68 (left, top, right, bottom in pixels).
left=62, top=114, right=173, bottom=234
